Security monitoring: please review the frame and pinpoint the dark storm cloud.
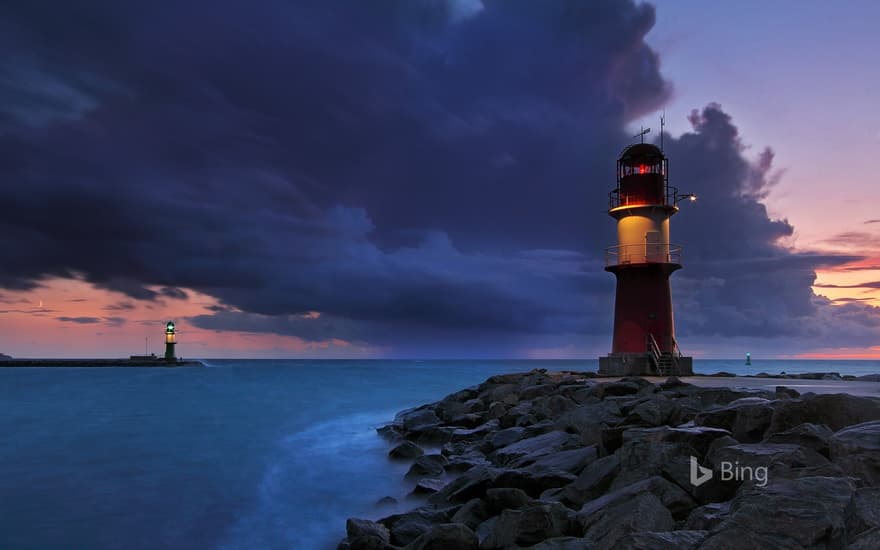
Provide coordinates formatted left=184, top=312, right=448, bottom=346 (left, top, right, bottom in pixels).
left=57, top=316, right=101, bottom=324
left=0, top=1, right=871, bottom=353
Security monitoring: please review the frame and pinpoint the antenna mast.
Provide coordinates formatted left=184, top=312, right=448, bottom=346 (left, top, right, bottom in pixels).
left=660, top=112, right=665, bottom=151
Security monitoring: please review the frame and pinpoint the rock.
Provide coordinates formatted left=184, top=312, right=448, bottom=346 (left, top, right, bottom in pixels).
left=482, top=502, right=575, bottom=548
left=611, top=436, right=699, bottom=492
left=376, top=496, right=398, bottom=507
left=389, top=440, right=424, bottom=460
left=684, top=501, right=730, bottom=531
left=624, top=394, right=678, bottom=427
left=850, top=527, right=880, bottom=550
left=526, top=537, right=593, bottom=550
left=444, top=451, right=491, bottom=472
left=621, top=425, right=732, bottom=458
left=520, top=383, right=557, bottom=401
left=377, top=424, right=403, bottom=440
left=450, top=498, right=488, bottom=530
left=775, top=385, right=800, bottom=399
left=699, top=476, right=854, bottom=549
left=510, top=446, right=597, bottom=474
left=428, top=465, right=498, bottom=504
left=576, top=492, right=674, bottom=550
left=591, top=377, right=651, bottom=399
left=830, top=420, right=880, bottom=486
left=766, top=393, right=880, bottom=434
left=346, top=518, right=390, bottom=550
left=449, top=419, right=499, bottom=442
left=554, top=401, right=622, bottom=446
left=404, top=523, right=478, bottom=550
left=558, top=454, right=619, bottom=508
left=491, top=430, right=577, bottom=466
left=400, top=408, right=442, bottom=432
left=532, top=394, right=577, bottom=420
left=499, top=401, right=533, bottom=429
left=491, top=467, right=577, bottom=498
left=481, top=383, right=518, bottom=405
left=486, top=401, right=506, bottom=419
left=693, top=397, right=776, bottom=442
left=380, top=508, right=450, bottom=547
left=484, top=487, right=532, bottom=514
left=847, top=487, right=880, bottom=541
left=708, top=442, right=835, bottom=481
left=405, top=454, right=447, bottom=479
left=488, top=426, right=526, bottom=449
left=474, top=516, right=497, bottom=545
left=410, top=478, right=446, bottom=495
left=621, top=530, right=708, bottom=549
left=446, top=412, right=486, bottom=429
left=763, top=422, right=833, bottom=458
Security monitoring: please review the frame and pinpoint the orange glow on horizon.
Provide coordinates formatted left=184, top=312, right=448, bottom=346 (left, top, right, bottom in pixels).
left=0, top=277, right=374, bottom=358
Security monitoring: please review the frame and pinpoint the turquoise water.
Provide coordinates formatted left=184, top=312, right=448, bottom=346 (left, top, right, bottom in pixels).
left=1, top=359, right=878, bottom=549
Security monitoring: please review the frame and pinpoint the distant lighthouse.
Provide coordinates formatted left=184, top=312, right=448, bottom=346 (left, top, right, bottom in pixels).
left=599, top=140, right=694, bottom=376
left=164, top=321, right=176, bottom=362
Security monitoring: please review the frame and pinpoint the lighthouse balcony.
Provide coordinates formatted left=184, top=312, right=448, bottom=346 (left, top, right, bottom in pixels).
left=609, top=185, right=680, bottom=211
left=605, top=243, right=682, bottom=267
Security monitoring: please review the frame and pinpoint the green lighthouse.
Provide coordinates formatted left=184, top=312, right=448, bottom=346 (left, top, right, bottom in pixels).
left=164, top=321, right=176, bottom=362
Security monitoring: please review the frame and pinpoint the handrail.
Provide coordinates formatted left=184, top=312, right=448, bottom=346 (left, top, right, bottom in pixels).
left=609, top=185, right=679, bottom=210
left=646, top=334, right=661, bottom=372
left=605, top=243, right=682, bottom=267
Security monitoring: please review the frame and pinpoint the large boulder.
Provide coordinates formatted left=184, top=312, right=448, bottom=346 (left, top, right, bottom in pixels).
left=576, top=492, right=674, bottom=550
left=491, top=430, right=578, bottom=466
left=428, top=465, right=498, bottom=504
left=490, top=467, right=577, bottom=498
left=404, top=523, right=478, bottom=550
left=557, top=454, right=620, bottom=508
left=405, top=454, right=447, bottom=479
left=699, top=476, right=855, bottom=549
left=346, top=518, right=390, bottom=550
left=693, top=397, right=776, bottom=442
left=684, top=501, right=730, bottom=531
left=450, top=498, right=489, bottom=530
left=379, top=508, right=450, bottom=547
left=624, top=394, right=679, bottom=427
left=482, top=502, right=575, bottom=549
left=509, top=446, right=597, bottom=474
left=389, top=440, right=424, bottom=460
left=763, top=422, right=833, bottom=458
left=847, top=487, right=880, bottom=543
left=484, top=487, right=532, bottom=515
left=708, top=442, right=836, bottom=481
left=399, top=408, right=442, bottom=433
left=766, top=393, right=880, bottom=434
left=621, top=425, right=732, bottom=459
left=620, top=530, right=709, bottom=549
left=830, top=420, right=880, bottom=486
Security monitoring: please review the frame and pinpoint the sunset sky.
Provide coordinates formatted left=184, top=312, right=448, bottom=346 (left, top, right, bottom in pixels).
left=1, top=0, right=878, bottom=359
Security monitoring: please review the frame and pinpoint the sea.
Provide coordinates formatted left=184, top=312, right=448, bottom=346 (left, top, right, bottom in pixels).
left=1, top=359, right=879, bottom=550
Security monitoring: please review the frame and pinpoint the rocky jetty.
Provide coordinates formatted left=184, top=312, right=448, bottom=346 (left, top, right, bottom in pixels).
left=340, top=370, right=880, bottom=549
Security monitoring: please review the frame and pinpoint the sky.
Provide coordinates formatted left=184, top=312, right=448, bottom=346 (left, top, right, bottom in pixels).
left=0, top=0, right=878, bottom=359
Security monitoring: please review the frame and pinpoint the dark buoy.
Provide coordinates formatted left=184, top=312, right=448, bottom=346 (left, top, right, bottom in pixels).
left=746, top=352, right=751, bottom=366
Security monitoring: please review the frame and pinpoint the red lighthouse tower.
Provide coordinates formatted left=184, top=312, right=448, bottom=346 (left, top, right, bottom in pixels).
left=599, top=141, right=694, bottom=376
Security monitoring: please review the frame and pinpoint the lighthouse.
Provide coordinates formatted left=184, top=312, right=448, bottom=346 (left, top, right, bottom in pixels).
left=599, top=141, right=694, bottom=376
left=164, top=321, right=176, bottom=362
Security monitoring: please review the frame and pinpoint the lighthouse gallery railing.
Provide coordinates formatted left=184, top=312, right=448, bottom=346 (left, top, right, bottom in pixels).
left=605, top=243, right=682, bottom=267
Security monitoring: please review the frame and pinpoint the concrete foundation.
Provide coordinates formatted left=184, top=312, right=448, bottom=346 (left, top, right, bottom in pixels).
left=599, top=353, right=693, bottom=376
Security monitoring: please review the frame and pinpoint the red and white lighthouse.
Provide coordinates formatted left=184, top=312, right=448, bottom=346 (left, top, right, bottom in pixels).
left=599, top=142, right=694, bottom=376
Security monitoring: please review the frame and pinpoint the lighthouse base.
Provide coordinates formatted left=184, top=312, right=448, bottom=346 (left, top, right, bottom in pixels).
left=599, top=353, right=693, bottom=377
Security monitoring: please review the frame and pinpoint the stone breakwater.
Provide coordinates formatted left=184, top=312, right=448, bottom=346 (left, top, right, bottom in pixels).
left=339, top=370, right=880, bottom=549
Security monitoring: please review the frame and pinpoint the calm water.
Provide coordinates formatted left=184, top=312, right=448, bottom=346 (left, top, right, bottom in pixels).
left=1, top=359, right=878, bottom=549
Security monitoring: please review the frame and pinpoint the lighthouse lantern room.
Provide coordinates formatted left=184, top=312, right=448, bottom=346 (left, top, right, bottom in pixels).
left=599, top=142, right=694, bottom=376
